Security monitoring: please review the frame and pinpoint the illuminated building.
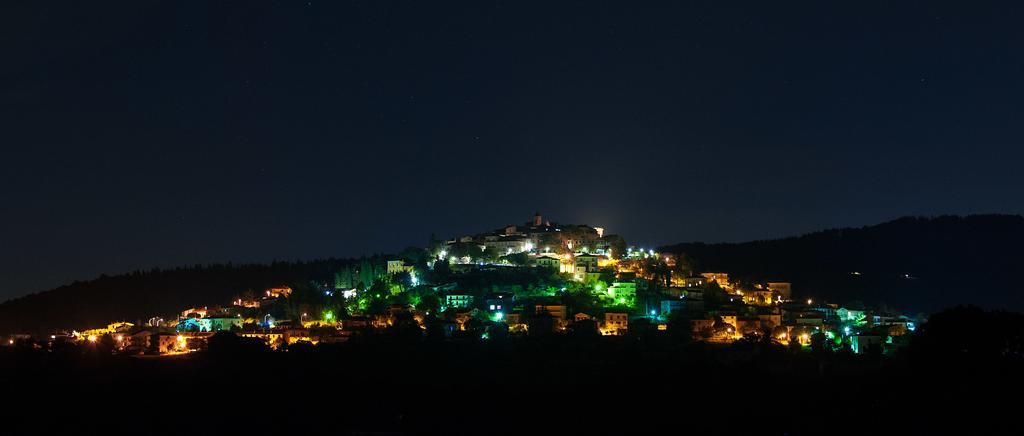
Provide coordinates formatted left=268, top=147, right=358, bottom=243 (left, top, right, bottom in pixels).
left=534, top=254, right=561, bottom=270
left=606, top=282, right=636, bottom=298
left=284, top=328, right=319, bottom=345
left=504, top=312, right=523, bottom=326
left=176, top=317, right=243, bottom=332
left=837, top=307, right=866, bottom=323
left=485, top=293, right=513, bottom=313
left=181, top=307, right=208, bottom=319
left=795, top=312, right=825, bottom=326
left=602, top=312, right=628, bottom=335
left=757, top=313, right=782, bottom=329
left=386, top=259, right=415, bottom=275
left=574, top=253, right=600, bottom=272
left=239, top=332, right=285, bottom=349
left=700, top=273, right=731, bottom=290
left=691, top=319, right=715, bottom=335
left=850, top=334, right=883, bottom=354
left=233, top=298, right=261, bottom=308
left=80, top=322, right=135, bottom=339
left=130, top=331, right=185, bottom=355
left=264, top=286, right=293, bottom=299
left=808, top=304, right=838, bottom=320
left=766, top=282, right=792, bottom=300
left=443, top=294, right=474, bottom=310
left=678, top=276, right=706, bottom=288
left=739, top=289, right=774, bottom=306
left=660, top=299, right=687, bottom=315
left=534, top=305, right=567, bottom=321
left=718, top=315, right=738, bottom=332
left=481, top=235, right=533, bottom=254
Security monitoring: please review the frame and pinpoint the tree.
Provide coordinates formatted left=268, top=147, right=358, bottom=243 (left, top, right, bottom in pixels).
left=502, top=252, right=530, bottom=266
left=392, top=271, right=412, bottom=293
left=479, top=246, right=501, bottom=263
left=568, top=319, right=600, bottom=339
left=604, top=234, right=627, bottom=259
left=703, top=282, right=728, bottom=310
left=810, top=332, right=830, bottom=354
left=526, top=310, right=555, bottom=337
left=463, top=318, right=487, bottom=339
left=97, top=333, right=116, bottom=356
left=386, top=312, right=423, bottom=343
left=910, top=305, right=1024, bottom=367
left=666, top=311, right=693, bottom=343
left=788, top=336, right=803, bottom=353
left=419, top=293, right=441, bottom=313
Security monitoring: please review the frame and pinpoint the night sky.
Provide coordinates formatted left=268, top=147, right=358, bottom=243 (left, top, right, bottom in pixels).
left=3, top=1, right=1024, bottom=302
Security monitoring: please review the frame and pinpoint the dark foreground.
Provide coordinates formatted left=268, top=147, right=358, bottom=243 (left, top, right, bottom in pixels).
left=3, top=333, right=1020, bottom=436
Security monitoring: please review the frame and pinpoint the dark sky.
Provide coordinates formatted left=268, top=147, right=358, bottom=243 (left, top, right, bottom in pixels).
left=3, top=1, right=1024, bottom=302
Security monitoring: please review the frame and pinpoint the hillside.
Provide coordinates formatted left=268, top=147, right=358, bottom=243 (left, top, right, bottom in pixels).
left=661, top=215, right=1024, bottom=313
left=4, top=214, right=1022, bottom=336
left=0, top=260, right=352, bottom=335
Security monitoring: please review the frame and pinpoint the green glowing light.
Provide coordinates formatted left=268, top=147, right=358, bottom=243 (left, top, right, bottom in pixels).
left=324, top=311, right=334, bottom=321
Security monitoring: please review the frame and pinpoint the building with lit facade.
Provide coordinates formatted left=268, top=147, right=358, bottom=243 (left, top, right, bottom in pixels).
left=603, top=312, right=628, bottom=335
left=766, top=282, right=792, bottom=300
left=444, top=294, right=474, bottom=310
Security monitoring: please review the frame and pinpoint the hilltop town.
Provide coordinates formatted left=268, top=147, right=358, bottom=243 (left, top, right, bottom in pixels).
left=3, top=213, right=923, bottom=356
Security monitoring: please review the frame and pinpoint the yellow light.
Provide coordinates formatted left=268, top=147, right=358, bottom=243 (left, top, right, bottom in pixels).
left=87, top=335, right=97, bottom=342
left=115, top=335, right=123, bottom=342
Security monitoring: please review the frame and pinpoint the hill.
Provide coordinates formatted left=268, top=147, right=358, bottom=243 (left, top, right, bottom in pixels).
left=0, top=260, right=351, bottom=335
left=660, top=214, right=1024, bottom=313
left=4, top=214, right=1023, bottom=336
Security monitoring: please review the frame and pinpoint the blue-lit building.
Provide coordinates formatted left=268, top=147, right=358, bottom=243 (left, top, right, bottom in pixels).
left=176, top=317, right=243, bottom=332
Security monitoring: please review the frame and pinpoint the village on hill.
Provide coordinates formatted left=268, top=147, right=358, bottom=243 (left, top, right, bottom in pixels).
left=5, top=213, right=921, bottom=356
